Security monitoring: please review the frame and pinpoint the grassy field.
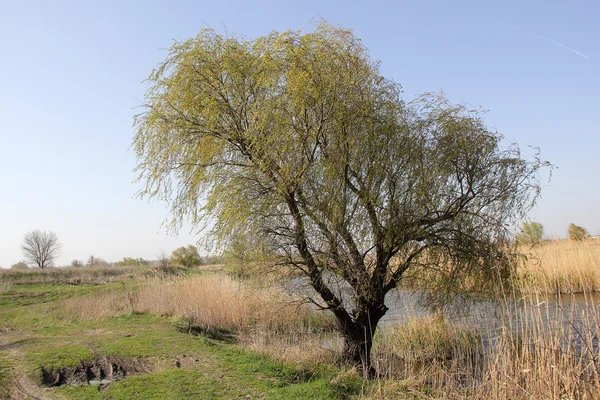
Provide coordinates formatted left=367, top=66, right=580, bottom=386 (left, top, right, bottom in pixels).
left=0, top=276, right=365, bottom=399
left=1, top=239, right=600, bottom=399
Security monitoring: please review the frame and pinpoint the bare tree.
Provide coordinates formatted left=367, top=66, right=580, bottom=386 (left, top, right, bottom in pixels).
left=156, top=250, right=172, bottom=269
left=156, top=250, right=177, bottom=275
left=21, top=230, right=62, bottom=269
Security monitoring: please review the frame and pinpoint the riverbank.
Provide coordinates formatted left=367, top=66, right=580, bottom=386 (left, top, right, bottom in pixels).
left=1, top=264, right=600, bottom=399
left=0, top=276, right=362, bottom=399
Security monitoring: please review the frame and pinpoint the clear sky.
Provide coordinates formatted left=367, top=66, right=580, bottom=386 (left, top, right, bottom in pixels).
left=1, top=0, right=598, bottom=268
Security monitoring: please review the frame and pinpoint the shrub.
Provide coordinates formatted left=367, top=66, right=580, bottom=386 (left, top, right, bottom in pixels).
left=10, top=261, right=29, bottom=270
left=87, top=255, right=110, bottom=267
left=568, top=223, right=590, bottom=241
left=516, top=222, right=544, bottom=245
left=171, top=245, right=202, bottom=268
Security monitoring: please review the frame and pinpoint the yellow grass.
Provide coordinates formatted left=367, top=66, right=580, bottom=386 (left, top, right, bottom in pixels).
left=365, top=292, right=600, bottom=399
left=518, top=238, right=600, bottom=294
left=55, top=274, right=337, bottom=364
left=42, top=240, right=600, bottom=398
left=373, top=314, right=482, bottom=367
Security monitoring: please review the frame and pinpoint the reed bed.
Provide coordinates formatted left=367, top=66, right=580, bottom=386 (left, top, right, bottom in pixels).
left=43, top=241, right=600, bottom=398
left=135, top=274, right=335, bottom=334
left=366, top=292, right=600, bottom=399
left=518, top=239, right=600, bottom=294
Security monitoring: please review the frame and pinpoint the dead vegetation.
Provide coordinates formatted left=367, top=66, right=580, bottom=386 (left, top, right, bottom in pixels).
left=518, top=238, right=600, bottom=294
left=4, top=242, right=600, bottom=398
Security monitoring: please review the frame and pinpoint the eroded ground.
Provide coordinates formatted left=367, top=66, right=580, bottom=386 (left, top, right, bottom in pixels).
left=0, top=280, right=361, bottom=400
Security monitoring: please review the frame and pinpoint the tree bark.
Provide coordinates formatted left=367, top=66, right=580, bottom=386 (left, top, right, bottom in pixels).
left=339, top=303, right=387, bottom=378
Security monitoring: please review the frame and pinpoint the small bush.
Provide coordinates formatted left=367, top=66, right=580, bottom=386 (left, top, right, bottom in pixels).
left=10, top=261, right=29, bottom=270
left=516, top=222, right=544, bottom=245
left=568, top=223, right=590, bottom=241
left=171, top=245, right=202, bottom=268
left=115, top=257, right=149, bottom=267
left=374, top=315, right=482, bottom=364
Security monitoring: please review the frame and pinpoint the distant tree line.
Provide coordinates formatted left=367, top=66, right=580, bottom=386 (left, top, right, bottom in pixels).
left=516, top=222, right=591, bottom=244
left=13, top=230, right=222, bottom=269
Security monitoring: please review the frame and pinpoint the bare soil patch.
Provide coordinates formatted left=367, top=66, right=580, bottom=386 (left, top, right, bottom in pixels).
left=41, top=355, right=151, bottom=387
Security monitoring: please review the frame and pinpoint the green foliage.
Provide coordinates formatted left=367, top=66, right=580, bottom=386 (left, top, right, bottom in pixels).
left=516, top=222, right=544, bottom=245
left=11, top=261, right=29, bottom=270
left=115, top=257, right=149, bottom=267
left=568, top=223, right=590, bottom=241
left=171, top=245, right=202, bottom=268
left=222, top=232, right=271, bottom=280
left=133, top=21, right=549, bottom=368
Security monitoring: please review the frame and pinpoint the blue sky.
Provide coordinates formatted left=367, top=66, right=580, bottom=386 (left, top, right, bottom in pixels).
left=0, top=0, right=598, bottom=267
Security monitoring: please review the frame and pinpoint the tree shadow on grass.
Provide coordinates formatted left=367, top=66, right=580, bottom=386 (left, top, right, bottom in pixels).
left=174, top=321, right=236, bottom=343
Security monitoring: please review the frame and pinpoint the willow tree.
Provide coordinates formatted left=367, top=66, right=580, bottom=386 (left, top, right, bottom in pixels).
left=133, top=23, right=547, bottom=374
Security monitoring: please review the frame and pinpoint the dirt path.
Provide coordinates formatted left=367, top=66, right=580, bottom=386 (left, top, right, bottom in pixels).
left=0, top=334, right=59, bottom=400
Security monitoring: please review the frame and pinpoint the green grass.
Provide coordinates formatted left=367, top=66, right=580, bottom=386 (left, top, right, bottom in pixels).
left=0, top=353, right=14, bottom=399
left=0, top=280, right=363, bottom=400
left=56, top=348, right=358, bottom=400
left=0, top=282, right=120, bottom=309
left=55, top=345, right=358, bottom=400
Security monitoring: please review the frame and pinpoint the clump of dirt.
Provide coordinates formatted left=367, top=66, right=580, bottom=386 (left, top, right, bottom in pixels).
left=41, top=355, right=151, bottom=386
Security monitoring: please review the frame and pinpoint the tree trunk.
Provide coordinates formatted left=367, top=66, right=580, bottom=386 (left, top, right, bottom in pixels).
left=339, top=305, right=387, bottom=378
left=342, top=325, right=376, bottom=377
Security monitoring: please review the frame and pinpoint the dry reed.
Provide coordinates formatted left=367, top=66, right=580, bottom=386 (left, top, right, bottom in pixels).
left=518, top=239, right=600, bottom=294
left=55, top=274, right=337, bottom=364
left=47, top=244, right=600, bottom=398
left=365, top=292, right=600, bottom=399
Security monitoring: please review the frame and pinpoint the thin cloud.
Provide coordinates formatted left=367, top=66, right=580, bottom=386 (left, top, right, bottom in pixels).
left=498, top=18, right=591, bottom=60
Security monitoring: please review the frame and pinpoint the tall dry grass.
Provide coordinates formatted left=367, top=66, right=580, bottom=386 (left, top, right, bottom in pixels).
left=518, top=239, right=600, bottom=294
left=50, top=244, right=600, bottom=399
left=135, top=274, right=335, bottom=334
left=55, top=274, right=337, bottom=363
left=366, top=291, right=600, bottom=399
left=372, top=314, right=483, bottom=379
